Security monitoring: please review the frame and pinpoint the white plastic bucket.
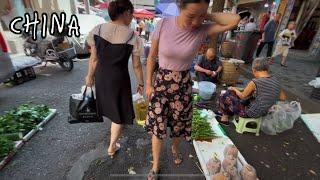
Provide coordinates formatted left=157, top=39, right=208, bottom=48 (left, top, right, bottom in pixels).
left=198, top=81, right=216, bottom=100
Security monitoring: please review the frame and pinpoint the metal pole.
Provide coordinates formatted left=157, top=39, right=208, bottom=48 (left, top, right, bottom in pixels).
left=70, top=0, right=78, bottom=14
left=84, top=0, right=90, bottom=14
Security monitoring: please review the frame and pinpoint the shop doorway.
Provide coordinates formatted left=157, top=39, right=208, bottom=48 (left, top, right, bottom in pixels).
left=293, top=2, right=320, bottom=50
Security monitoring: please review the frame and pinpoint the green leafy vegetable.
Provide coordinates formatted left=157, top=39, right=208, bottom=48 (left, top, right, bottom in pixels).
left=0, top=104, right=50, bottom=160
left=0, top=136, right=14, bottom=159
left=191, top=108, right=217, bottom=140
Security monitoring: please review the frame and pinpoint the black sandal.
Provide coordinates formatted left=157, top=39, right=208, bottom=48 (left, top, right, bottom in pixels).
left=147, top=170, right=159, bottom=180
left=215, top=116, right=230, bottom=126
left=172, top=152, right=183, bottom=166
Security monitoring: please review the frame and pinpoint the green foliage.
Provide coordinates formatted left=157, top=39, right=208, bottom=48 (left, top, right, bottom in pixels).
left=191, top=108, right=217, bottom=140
left=0, top=136, right=14, bottom=159
left=0, top=104, right=50, bottom=160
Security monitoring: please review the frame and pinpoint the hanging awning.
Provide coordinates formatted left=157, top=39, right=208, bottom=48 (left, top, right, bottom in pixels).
left=95, top=2, right=109, bottom=9
left=156, top=2, right=180, bottom=17
left=238, top=0, right=264, bottom=5
left=133, top=9, right=155, bottom=18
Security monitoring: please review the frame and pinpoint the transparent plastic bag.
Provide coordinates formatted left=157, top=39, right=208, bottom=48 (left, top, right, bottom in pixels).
left=132, top=93, right=147, bottom=126
left=309, top=78, right=320, bottom=88
left=261, top=101, right=301, bottom=135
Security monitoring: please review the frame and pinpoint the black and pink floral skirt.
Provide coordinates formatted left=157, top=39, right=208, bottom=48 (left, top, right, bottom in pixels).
left=217, top=90, right=248, bottom=117
left=145, top=68, right=193, bottom=140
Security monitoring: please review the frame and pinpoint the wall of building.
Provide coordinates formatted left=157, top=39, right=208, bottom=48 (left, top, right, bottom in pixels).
left=310, top=26, right=320, bottom=56
left=278, top=0, right=296, bottom=32
left=0, top=0, right=11, bottom=13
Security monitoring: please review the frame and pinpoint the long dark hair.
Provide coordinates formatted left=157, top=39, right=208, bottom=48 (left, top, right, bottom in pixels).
left=179, top=0, right=210, bottom=9
left=108, top=0, right=134, bottom=21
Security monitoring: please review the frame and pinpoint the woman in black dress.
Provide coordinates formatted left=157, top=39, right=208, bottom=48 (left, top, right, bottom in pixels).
left=85, top=0, right=144, bottom=156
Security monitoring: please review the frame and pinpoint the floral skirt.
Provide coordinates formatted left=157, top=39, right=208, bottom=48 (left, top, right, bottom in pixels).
left=217, top=90, right=248, bottom=117
left=145, top=68, right=193, bottom=140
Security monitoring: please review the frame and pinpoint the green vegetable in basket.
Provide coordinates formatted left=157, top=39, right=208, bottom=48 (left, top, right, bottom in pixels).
left=0, top=136, right=14, bottom=159
left=0, top=104, right=50, bottom=135
left=0, top=104, right=51, bottom=160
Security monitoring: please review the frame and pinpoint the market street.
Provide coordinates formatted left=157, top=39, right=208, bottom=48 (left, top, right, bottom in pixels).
left=1, top=0, right=320, bottom=179
left=0, top=59, right=203, bottom=180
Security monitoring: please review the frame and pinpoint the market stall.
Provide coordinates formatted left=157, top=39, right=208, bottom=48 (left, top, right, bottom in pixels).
left=133, top=9, right=155, bottom=19
left=191, top=108, right=257, bottom=180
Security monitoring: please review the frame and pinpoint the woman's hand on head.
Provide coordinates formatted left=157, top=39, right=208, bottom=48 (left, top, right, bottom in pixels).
left=208, top=13, right=241, bottom=35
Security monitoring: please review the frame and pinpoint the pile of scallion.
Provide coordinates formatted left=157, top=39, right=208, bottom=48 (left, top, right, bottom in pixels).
left=191, top=108, right=217, bottom=141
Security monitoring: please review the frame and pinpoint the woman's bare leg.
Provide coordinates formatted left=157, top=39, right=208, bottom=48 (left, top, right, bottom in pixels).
left=281, top=55, right=287, bottom=66
left=108, top=122, right=123, bottom=153
left=172, top=137, right=182, bottom=164
left=152, top=134, right=163, bottom=172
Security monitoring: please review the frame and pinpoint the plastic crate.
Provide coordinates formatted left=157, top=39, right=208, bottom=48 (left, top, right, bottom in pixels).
left=10, top=67, right=36, bottom=85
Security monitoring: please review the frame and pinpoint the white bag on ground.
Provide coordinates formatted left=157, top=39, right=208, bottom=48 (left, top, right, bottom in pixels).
left=261, top=101, right=302, bottom=135
left=309, top=78, right=320, bottom=88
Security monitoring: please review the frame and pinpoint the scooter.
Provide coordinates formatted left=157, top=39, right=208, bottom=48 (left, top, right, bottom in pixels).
left=22, top=30, right=75, bottom=71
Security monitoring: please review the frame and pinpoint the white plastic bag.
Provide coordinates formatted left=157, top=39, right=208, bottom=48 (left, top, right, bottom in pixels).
left=309, top=78, right=320, bottom=88
left=261, top=101, right=302, bottom=135
left=132, top=93, right=144, bottom=103
left=81, top=86, right=96, bottom=99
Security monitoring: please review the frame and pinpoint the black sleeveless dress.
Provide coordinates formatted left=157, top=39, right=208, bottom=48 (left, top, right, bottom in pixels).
left=94, top=25, right=135, bottom=124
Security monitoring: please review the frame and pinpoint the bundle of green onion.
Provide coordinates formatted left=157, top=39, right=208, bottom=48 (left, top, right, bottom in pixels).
left=191, top=108, right=217, bottom=140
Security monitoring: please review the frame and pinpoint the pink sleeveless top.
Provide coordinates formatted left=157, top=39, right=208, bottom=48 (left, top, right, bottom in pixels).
left=152, top=17, right=210, bottom=71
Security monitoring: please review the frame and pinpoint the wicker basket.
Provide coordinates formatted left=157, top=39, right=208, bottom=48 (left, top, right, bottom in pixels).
left=221, top=41, right=235, bottom=58
left=220, top=59, right=244, bottom=85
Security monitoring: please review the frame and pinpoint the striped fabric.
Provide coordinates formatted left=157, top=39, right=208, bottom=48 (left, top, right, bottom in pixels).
left=246, top=77, right=281, bottom=118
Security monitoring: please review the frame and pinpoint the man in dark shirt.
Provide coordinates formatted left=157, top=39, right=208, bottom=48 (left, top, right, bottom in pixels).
left=195, top=48, right=222, bottom=83
left=256, top=13, right=282, bottom=58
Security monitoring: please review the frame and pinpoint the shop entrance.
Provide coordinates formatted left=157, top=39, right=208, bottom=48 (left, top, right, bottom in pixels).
left=293, top=2, right=320, bottom=50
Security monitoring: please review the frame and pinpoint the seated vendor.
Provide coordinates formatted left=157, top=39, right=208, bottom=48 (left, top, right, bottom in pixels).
left=194, top=48, right=222, bottom=83
left=217, top=58, right=286, bottom=126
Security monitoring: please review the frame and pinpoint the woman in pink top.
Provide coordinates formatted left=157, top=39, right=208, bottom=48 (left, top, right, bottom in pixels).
left=145, top=0, right=240, bottom=178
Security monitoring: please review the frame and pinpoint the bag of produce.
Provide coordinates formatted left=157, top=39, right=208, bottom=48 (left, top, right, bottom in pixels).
left=207, top=157, right=221, bottom=175
left=225, top=165, right=241, bottom=180
left=212, top=172, right=230, bottom=180
left=223, top=145, right=238, bottom=158
left=68, top=86, right=100, bottom=124
left=240, top=164, right=257, bottom=180
left=261, top=101, right=301, bottom=135
left=222, top=155, right=237, bottom=171
left=132, top=93, right=147, bottom=126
